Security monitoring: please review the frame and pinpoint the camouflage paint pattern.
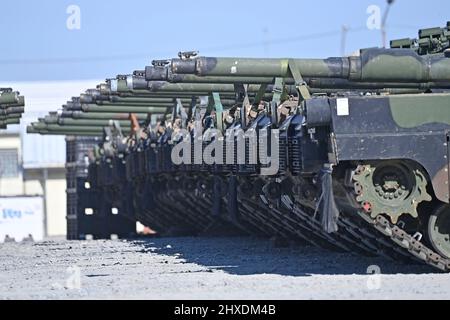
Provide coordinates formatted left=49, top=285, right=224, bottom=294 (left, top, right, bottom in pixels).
left=318, top=93, right=450, bottom=203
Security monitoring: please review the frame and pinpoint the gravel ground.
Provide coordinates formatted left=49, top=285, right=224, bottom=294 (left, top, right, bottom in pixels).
left=0, top=236, right=449, bottom=300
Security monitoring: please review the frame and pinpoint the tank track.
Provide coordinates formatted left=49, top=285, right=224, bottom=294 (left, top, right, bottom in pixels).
left=90, top=141, right=450, bottom=272
left=345, top=165, right=450, bottom=272
left=251, top=157, right=450, bottom=271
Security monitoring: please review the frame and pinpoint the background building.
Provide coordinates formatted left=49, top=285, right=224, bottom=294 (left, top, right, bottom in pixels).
left=0, top=80, right=99, bottom=237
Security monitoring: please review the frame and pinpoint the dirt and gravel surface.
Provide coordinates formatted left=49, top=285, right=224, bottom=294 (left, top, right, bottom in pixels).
left=0, top=236, right=450, bottom=300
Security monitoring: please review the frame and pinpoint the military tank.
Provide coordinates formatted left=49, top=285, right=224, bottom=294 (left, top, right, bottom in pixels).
left=28, top=23, right=450, bottom=271
left=0, top=88, right=25, bottom=129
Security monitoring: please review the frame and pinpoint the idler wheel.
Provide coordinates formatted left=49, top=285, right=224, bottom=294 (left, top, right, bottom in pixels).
left=428, top=204, right=450, bottom=259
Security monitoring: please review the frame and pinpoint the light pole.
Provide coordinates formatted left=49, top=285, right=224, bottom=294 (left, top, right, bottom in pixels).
left=341, top=25, right=349, bottom=56
left=381, top=0, right=395, bottom=48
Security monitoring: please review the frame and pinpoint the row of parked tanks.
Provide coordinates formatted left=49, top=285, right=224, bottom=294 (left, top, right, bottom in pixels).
left=28, top=23, right=450, bottom=271
left=0, top=88, right=25, bottom=129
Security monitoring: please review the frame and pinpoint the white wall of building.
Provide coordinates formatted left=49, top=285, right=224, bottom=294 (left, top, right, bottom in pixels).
left=0, top=134, right=23, bottom=196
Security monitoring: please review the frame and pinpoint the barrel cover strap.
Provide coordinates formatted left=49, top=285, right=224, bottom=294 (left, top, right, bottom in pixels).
left=254, top=84, right=268, bottom=104
left=197, top=96, right=208, bottom=122
left=171, top=100, right=178, bottom=123
left=288, top=59, right=311, bottom=101
left=212, top=92, right=224, bottom=132
left=176, top=98, right=188, bottom=129
left=241, top=84, right=250, bottom=129
left=187, top=96, right=196, bottom=122
left=272, top=77, right=284, bottom=105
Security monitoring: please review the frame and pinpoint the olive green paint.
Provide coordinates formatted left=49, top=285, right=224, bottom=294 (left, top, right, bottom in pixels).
left=390, top=94, right=450, bottom=128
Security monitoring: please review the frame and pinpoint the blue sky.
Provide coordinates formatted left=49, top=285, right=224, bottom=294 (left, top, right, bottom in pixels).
left=0, top=0, right=448, bottom=81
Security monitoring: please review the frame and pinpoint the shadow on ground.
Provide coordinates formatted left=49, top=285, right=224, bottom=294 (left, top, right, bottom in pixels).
left=131, top=236, right=435, bottom=277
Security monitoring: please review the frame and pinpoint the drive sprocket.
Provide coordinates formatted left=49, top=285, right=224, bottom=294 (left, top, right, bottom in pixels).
left=352, top=161, right=432, bottom=224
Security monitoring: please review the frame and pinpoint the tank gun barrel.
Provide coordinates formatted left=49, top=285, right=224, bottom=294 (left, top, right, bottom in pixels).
left=60, top=111, right=149, bottom=120
left=167, top=49, right=450, bottom=83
